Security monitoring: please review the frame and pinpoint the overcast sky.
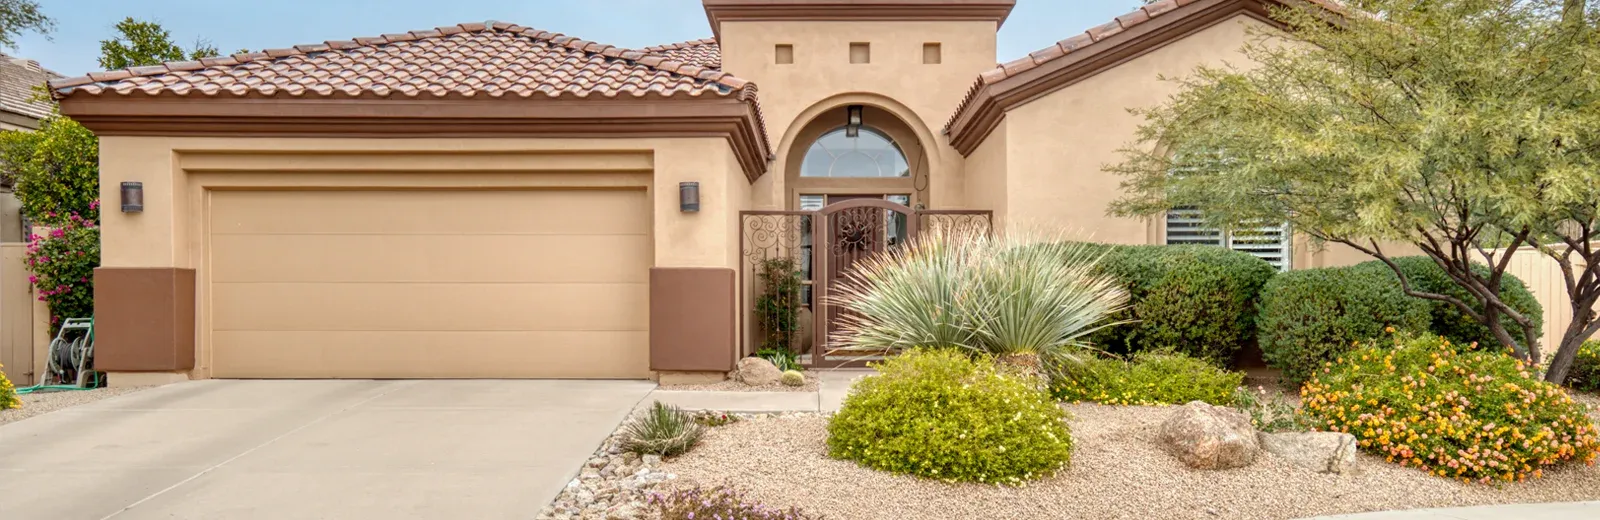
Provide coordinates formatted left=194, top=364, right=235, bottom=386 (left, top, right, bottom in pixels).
left=8, top=0, right=1144, bottom=76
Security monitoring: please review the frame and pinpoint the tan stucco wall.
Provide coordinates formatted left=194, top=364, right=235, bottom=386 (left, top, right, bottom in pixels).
left=720, top=20, right=997, bottom=210
left=962, top=119, right=1008, bottom=225
left=98, top=135, right=748, bottom=378
left=0, top=120, right=30, bottom=132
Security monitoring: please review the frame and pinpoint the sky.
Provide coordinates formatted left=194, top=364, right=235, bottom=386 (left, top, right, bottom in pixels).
left=7, top=0, right=1145, bottom=77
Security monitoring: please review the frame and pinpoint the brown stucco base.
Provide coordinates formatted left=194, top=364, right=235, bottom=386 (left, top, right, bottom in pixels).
left=649, top=267, right=736, bottom=372
left=94, top=267, right=196, bottom=372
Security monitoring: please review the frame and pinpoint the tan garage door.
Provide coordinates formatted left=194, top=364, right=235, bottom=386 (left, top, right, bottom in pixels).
left=208, top=189, right=650, bottom=379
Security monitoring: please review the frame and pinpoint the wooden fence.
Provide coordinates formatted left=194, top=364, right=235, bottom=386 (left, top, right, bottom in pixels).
left=1495, top=246, right=1597, bottom=354
left=0, top=242, right=48, bottom=386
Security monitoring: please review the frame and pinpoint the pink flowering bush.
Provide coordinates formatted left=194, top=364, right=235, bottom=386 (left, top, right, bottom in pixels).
left=26, top=206, right=100, bottom=330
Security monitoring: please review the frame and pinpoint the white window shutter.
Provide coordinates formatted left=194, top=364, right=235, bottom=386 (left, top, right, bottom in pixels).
left=1165, top=208, right=1291, bottom=271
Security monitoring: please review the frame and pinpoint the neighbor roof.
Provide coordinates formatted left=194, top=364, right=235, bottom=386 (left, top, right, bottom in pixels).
left=0, top=52, right=59, bottom=127
left=50, top=22, right=748, bottom=101
left=943, top=0, right=1344, bottom=155
left=640, top=39, right=721, bottom=70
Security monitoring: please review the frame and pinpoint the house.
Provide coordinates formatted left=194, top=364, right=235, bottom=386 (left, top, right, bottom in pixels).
left=0, top=52, right=58, bottom=242
left=51, top=0, right=1369, bottom=385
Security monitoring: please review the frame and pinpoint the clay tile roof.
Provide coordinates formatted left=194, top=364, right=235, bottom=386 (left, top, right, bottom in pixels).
left=943, top=0, right=1346, bottom=152
left=639, top=38, right=721, bottom=70
left=0, top=52, right=59, bottom=122
left=49, top=23, right=750, bottom=103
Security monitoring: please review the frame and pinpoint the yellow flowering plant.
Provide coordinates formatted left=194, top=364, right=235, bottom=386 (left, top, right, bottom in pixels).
left=0, top=363, right=20, bottom=410
left=1567, top=340, right=1600, bottom=393
left=1302, top=333, right=1599, bottom=484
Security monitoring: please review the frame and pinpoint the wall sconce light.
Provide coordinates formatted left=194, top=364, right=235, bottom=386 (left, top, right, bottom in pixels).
left=845, top=105, right=863, bottom=138
left=120, top=181, right=144, bottom=213
left=679, top=181, right=700, bottom=212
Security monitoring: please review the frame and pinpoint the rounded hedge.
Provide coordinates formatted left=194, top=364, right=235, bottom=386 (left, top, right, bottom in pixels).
left=1051, top=351, right=1244, bottom=406
left=1569, top=340, right=1600, bottom=393
left=1302, top=334, right=1599, bottom=484
left=1084, top=244, right=1278, bottom=364
left=1355, top=257, right=1543, bottom=352
left=1257, top=263, right=1432, bottom=383
left=827, top=349, right=1073, bottom=484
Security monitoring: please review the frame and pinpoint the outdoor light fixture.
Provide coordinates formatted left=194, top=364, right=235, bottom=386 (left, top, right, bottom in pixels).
left=679, top=181, right=700, bottom=212
left=120, top=181, right=143, bottom=213
left=845, top=105, right=863, bottom=138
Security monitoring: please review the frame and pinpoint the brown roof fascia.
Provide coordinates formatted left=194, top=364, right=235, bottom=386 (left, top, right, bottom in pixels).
left=60, top=95, right=773, bottom=183
left=946, top=0, right=1303, bottom=156
left=703, top=0, right=1017, bottom=40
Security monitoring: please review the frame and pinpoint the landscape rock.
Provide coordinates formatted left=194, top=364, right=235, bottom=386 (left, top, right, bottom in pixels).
left=737, top=357, right=783, bottom=386
left=1258, top=431, right=1358, bottom=474
left=1158, top=401, right=1260, bottom=470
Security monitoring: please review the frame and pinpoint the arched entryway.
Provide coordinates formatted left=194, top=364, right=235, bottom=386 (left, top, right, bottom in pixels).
left=784, top=104, right=931, bottom=213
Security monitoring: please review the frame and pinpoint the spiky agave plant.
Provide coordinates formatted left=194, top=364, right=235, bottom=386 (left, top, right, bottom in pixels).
left=829, top=227, right=1127, bottom=385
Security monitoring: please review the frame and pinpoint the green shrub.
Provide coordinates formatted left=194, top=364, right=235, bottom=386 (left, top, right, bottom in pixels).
left=0, top=116, right=100, bottom=223
left=0, top=363, right=18, bottom=411
left=827, top=349, right=1073, bottom=484
left=1569, top=340, right=1600, bottom=393
left=754, top=258, right=802, bottom=352
left=1051, top=351, right=1243, bottom=406
left=1358, top=257, right=1543, bottom=351
left=1257, top=263, right=1432, bottom=383
left=1086, top=244, right=1278, bottom=363
left=1230, top=386, right=1312, bottom=433
left=757, top=348, right=800, bottom=372
left=648, top=484, right=820, bottom=520
left=622, top=401, right=704, bottom=457
left=1302, top=334, right=1600, bottom=484
left=830, top=228, right=1125, bottom=374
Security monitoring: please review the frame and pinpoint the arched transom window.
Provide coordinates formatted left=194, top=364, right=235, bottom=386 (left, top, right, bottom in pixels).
left=799, top=127, right=909, bottom=178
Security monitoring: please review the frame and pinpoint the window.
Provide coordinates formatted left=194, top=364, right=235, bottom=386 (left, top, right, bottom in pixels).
left=1166, top=207, right=1292, bottom=270
left=922, top=43, right=941, bottom=64
left=800, top=127, right=909, bottom=178
left=775, top=44, right=794, bottom=64
left=850, top=42, right=870, bottom=64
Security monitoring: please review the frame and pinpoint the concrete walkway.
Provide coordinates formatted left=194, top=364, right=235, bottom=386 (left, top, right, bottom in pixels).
left=1303, top=501, right=1600, bottom=519
left=0, top=379, right=654, bottom=520
left=644, top=369, right=869, bottom=413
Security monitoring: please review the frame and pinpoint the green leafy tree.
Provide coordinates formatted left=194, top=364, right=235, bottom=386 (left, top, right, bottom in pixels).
left=0, top=0, right=52, bottom=48
left=1108, top=0, right=1600, bottom=384
left=0, top=116, right=97, bottom=223
left=98, top=17, right=222, bottom=69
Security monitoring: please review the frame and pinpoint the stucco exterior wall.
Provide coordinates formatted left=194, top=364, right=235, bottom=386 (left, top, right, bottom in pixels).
left=962, top=119, right=1008, bottom=225
left=0, top=120, right=31, bottom=132
left=97, top=135, right=749, bottom=379
left=719, top=20, right=997, bottom=210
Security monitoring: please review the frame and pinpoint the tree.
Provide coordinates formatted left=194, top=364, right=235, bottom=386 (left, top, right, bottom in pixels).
left=0, top=0, right=51, bottom=48
left=1107, top=0, right=1600, bottom=384
left=98, top=17, right=222, bottom=70
left=0, top=116, right=97, bottom=224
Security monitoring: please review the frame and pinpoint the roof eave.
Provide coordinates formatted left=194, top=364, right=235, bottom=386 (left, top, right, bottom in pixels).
left=702, top=0, right=1017, bottom=40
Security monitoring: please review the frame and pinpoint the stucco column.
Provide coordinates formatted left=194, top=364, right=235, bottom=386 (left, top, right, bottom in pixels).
left=94, top=137, right=195, bottom=385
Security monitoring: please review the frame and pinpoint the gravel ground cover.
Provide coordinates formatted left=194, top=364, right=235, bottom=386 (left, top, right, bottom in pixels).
left=658, top=373, right=820, bottom=393
left=0, top=386, right=150, bottom=426
left=660, top=404, right=1600, bottom=520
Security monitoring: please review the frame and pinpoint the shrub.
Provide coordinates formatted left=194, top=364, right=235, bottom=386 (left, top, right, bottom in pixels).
left=1568, top=340, right=1600, bottom=393
left=754, top=258, right=803, bottom=352
left=1257, top=263, right=1432, bottom=383
left=1230, top=386, right=1311, bottom=433
left=0, top=116, right=99, bottom=223
left=1359, top=257, right=1543, bottom=351
left=1051, top=351, right=1243, bottom=406
left=827, top=349, right=1073, bottom=484
left=830, top=227, right=1126, bottom=376
left=1086, top=244, right=1278, bottom=363
left=648, top=484, right=820, bottom=520
left=780, top=370, right=805, bottom=387
left=25, top=213, right=100, bottom=330
left=757, top=348, right=800, bottom=373
left=622, top=401, right=705, bottom=457
left=1302, top=334, right=1600, bottom=484
left=0, top=363, right=18, bottom=411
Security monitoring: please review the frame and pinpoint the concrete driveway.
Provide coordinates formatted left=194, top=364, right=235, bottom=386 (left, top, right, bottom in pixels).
left=0, top=379, right=655, bottom=519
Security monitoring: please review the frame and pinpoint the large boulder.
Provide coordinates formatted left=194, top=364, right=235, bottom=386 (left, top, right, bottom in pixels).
left=736, top=357, right=783, bottom=386
left=1158, top=401, right=1260, bottom=469
left=1258, top=431, right=1358, bottom=474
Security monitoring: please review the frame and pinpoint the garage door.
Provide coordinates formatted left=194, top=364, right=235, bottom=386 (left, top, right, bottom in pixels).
left=207, top=189, right=650, bottom=379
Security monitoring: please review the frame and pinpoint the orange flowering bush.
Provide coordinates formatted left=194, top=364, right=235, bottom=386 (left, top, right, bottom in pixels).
left=1302, top=334, right=1599, bottom=484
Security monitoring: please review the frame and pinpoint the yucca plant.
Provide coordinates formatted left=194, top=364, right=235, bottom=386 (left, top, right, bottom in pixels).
left=622, top=401, right=705, bottom=457
left=828, top=227, right=1128, bottom=384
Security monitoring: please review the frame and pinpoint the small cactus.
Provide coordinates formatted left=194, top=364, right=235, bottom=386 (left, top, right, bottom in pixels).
left=780, top=370, right=805, bottom=387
